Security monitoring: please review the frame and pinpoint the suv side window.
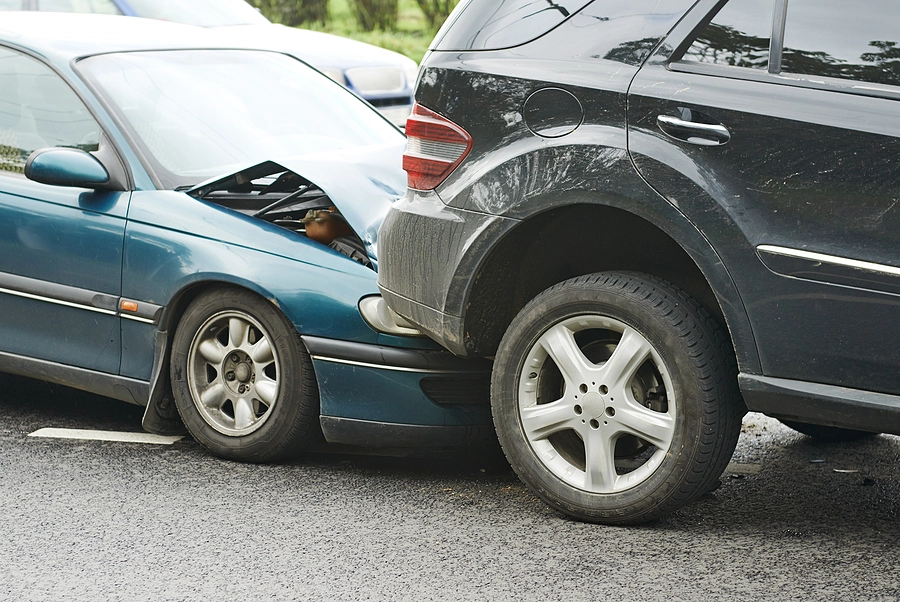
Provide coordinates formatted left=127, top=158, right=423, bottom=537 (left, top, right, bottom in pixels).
left=682, top=0, right=773, bottom=69
left=0, top=47, right=101, bottom=175
left=782, top=0, right=900, bottom=87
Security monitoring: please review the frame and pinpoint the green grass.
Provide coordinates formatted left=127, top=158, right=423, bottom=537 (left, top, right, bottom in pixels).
left=303, top=0, right=450, bottom=63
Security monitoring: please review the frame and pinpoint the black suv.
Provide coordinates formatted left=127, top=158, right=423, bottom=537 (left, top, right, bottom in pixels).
left=378, top=0, right=900, bottom=524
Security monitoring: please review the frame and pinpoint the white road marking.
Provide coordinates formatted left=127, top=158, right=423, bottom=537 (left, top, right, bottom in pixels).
left=725, top=462, right=762, bottom=475
left=28, top=428, right=183, bottom=445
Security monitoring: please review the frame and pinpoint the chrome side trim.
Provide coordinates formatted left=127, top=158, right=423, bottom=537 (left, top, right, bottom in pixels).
left=122, top=314, right=157, bottom=324
left=311, top=355, right=474, bottom=374
left=757, top=245, right=900, bottom=277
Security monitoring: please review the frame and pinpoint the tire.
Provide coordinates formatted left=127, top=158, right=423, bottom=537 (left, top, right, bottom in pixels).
left=779, top=420, right=878, bottom=442
left=491, top=272, right=743, bottom=524
left=170, top=287, right=320, bottom=462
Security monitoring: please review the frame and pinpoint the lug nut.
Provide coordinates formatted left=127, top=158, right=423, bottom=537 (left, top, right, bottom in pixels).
left=226, top=372, right=235, bottom=381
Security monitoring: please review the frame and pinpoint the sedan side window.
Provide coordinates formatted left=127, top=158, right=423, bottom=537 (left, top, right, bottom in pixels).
left=782, top=0, right=900, bottom=88
left=682, top=0, right=773, bottom=69
left=0, top=47, right=101, bottom=175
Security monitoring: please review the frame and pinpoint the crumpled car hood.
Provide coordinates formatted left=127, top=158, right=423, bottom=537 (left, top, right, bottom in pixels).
left=187, top=140, right=407, bottom=262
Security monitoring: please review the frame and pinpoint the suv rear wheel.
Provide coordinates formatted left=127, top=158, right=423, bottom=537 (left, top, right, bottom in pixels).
left=491, top=272, right=743, bottom=524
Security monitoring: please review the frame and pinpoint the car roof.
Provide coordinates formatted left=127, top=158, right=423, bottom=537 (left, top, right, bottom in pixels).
left=0, top=12, right=232, bottom=64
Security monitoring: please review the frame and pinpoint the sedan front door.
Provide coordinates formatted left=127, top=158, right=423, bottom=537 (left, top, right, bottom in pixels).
left=0, top=46, right=127, bottom=374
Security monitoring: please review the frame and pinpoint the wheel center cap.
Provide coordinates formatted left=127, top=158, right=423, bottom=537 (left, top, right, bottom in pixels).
left=234, top=363, right=252, bottom=383
left=581, top=392, right=606, bottom=417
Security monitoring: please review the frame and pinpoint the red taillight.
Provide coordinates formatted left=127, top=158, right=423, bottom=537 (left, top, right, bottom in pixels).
left=402, top=103, right=473, bottom=190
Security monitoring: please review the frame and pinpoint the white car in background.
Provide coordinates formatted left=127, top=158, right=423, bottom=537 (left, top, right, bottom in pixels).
left=3, top=0, right=418, bottom=126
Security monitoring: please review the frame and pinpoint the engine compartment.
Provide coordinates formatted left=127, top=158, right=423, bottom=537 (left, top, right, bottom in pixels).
left=185, top=161, right=372, bottom=268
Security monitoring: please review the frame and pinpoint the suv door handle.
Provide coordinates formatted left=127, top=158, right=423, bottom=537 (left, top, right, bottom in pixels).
left=657, top=114, right=731, bottom=146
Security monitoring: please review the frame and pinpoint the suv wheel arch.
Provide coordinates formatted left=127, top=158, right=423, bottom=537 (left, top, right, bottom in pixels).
left=455, top=199, right=760, bottom=374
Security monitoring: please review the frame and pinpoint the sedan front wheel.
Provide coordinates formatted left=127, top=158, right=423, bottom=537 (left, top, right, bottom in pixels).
left=171, top=287, right=319, bottom=462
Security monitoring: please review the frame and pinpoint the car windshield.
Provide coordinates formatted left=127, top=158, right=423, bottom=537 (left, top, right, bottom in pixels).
left=78, top=49, right=402, bottom=189
left=123, top=0, right=269, bottom=27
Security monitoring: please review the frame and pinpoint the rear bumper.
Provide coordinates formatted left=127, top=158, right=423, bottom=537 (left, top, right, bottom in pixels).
left=376, top=189, right=512, bottom=356
left=377, top=287, right=470, bottom=357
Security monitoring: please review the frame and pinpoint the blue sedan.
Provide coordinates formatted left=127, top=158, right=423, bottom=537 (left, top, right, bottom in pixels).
left=0, top=13, right=490, bottom=461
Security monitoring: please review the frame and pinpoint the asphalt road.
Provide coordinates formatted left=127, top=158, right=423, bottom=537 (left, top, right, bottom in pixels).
left=0, top=374, right=897, bottom=601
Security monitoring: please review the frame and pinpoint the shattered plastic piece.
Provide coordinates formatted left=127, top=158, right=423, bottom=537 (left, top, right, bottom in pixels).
left=809, top=459, right=826, bottom=463
left=832, top=469, right=859, bottom=473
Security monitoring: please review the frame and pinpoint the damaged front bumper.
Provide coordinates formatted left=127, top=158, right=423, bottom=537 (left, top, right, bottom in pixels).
left=302, top=335, right=493, bottom=448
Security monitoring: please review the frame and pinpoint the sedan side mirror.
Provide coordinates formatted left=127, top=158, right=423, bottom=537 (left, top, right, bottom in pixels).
left=25, top=147, right=112, bottom=189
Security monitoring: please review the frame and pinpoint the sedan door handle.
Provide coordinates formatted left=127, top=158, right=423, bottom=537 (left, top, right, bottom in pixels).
left=657, top=114, right=731, bottom=146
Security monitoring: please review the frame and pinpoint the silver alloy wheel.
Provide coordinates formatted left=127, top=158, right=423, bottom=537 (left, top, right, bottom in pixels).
left=518, top=315, right=675, bottom=494
left=187, top=310, right=280, bottom=436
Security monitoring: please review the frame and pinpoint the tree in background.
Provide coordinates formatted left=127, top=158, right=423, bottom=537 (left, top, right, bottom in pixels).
left=352, top=0, right=398, bottom=31
left=414, top=0, right=456, bottom=29
left=247, top=0, right=328, bottom=26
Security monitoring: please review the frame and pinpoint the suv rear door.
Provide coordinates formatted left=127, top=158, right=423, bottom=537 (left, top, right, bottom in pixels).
left=628, top=0, right=900, bottom=395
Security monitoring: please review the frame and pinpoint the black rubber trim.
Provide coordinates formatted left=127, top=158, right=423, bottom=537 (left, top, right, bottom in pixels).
left=0, top=350, right=149, bottom=406
left=420, top=374, right=491, bottom=406
left=319, top=416, right=491, bottom=447
left=757, top=248, right=900, bottom=296
left=740, top=373, right=900, bottom=435
left=0, top=271, right=163, bottom=323
left=301, top=335, right=492, bottom=373
left=0, top=271, right=118, bottom=313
